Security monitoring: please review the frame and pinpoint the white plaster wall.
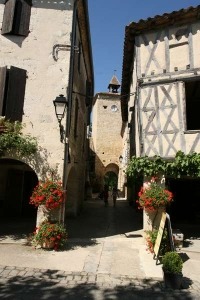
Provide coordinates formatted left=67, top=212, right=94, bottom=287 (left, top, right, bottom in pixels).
left=0, top=1, right=73, bottom=179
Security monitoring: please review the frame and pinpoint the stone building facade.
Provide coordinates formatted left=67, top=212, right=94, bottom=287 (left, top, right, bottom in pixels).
left=0, top=0, right=94, bottom=224
left=121, top=6, right=200, bottom=226
left=91, top=76, right=124, bottom=193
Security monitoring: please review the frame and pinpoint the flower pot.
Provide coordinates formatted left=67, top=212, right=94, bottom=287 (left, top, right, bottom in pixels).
left=163, top=271, right=183, bottom=289
left=42, top=240, right=55, bottom=249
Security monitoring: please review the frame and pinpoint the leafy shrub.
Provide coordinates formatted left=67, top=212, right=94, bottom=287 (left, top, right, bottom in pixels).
left=162, top=251, right=183, bottom=274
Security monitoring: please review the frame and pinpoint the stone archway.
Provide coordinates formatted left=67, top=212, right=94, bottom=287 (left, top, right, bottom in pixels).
left=104, top=171, right=118, bottom=188
left=104, top=163, right=119, bottom=189
left=0, top=158, right=38, bottom=218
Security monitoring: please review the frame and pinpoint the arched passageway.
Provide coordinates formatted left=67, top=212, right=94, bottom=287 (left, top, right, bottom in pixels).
left=104, top=163, right=119, bottom=189
left=104, top=171, right=118, bottom=188
left=0, top=159, right=38, bottom=236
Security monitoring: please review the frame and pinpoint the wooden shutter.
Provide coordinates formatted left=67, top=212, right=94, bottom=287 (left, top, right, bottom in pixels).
left=0, top=67, right=7, bottom=116
left=1, top=0, right=31, bottom=36
left=18, top=0, right=32, bottom=36
left=1, top=0, right=16, bottom=35
left=5, top=66, right=26, bottom=121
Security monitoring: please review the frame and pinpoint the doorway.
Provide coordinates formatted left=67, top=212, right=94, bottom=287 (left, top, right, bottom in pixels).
left=0, top=159, right=38, bottom=236
left=166, top=178, right=200, bottom=224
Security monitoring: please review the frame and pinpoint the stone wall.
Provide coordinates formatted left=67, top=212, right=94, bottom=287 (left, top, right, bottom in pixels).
left=0, top=0, right=73, bottom=180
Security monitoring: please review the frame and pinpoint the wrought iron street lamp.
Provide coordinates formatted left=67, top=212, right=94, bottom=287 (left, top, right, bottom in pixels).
left=53, top=94, right=68, bottom=143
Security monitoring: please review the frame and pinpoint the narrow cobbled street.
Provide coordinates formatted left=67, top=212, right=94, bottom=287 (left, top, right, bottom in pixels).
left=0, top=197, right=200, bottom=299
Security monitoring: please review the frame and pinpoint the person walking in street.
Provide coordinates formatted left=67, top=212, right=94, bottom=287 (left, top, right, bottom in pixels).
left=103, top=184, right=109, bottom=207
left=112, top=185, right=119, bottom=207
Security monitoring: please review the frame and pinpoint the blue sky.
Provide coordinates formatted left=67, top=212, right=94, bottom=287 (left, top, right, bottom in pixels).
left=88, top=0, right=200, bottom=94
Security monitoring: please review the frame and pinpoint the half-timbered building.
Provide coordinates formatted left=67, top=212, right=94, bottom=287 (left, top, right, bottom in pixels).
left=121, top=6, right=200, bottom=226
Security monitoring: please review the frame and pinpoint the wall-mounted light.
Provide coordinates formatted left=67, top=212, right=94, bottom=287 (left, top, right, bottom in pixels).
left=119, top=155, right=123, bottom=164
left=53, top=94, right=68, bottom=143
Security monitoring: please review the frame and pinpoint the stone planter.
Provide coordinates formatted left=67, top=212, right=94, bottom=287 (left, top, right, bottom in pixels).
left=143, top=207, right=166, bottom=232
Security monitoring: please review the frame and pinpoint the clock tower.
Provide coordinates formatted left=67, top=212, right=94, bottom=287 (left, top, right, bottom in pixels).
left=91, top=75, right=123, bottom=192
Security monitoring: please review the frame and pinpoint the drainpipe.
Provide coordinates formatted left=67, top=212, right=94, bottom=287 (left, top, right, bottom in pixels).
left=61, top=0, right=80, bottom=224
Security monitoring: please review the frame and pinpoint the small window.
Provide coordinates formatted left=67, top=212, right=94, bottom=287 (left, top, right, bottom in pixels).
left=0, top=66, right=27, bottom=121
left=185, top=81, right=200, bottom=131
left=1, top=0, right=32, bottom=37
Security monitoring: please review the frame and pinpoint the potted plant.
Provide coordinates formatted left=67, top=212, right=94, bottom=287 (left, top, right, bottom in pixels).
left=137, top=177, right=173, bottom=211
left=162, top=251, right=183, bottom=289
left=32, top=221, right=67, bottom=250
left=29, top=180, right=64, bottom=210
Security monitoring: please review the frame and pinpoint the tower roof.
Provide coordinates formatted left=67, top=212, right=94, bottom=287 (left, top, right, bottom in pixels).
left=108, top=75, right=121, bottom=93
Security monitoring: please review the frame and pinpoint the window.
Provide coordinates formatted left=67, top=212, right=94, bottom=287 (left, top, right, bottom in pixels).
left=0, top=66, right=27, bottom=121
left=185, top=81, right=200, bottom=131
left=1, top=0, right=32, bottom=37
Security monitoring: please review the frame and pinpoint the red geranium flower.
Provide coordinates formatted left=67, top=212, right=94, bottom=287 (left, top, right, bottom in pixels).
left=29, top=180, right=64, bottom=210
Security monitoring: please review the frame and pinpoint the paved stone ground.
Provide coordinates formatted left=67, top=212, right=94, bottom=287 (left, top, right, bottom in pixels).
left=0, top=265, right=200, bottom=299
left=0, top=197, right=200, bottom=299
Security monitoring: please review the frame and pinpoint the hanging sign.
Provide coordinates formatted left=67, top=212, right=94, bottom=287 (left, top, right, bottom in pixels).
left=154, top=212, right=175, bottom=263
left=154, top=212, right=167, bottom=258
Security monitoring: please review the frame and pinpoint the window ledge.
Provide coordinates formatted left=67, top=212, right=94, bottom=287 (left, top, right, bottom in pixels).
left=184, top=130, right=200, bottom=134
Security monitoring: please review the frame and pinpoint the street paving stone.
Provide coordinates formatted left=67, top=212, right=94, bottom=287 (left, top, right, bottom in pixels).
left=0, top=265, right=200, bottom=299
left=0, top=198, right=200, bottom=299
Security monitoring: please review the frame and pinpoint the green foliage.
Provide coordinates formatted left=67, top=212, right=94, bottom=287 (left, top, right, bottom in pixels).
left=126, top=155, right=166, bottom=178
left=166, top=151, right=200, bottom=178
left=162, top=251, right=183, bottom=274
left=0, top=119, right=37, bottom=157
left=126, top=151, right=200, bottom=180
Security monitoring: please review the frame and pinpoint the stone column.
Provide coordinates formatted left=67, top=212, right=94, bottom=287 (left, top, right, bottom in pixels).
left=36, top=205, right=61, bottom=227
